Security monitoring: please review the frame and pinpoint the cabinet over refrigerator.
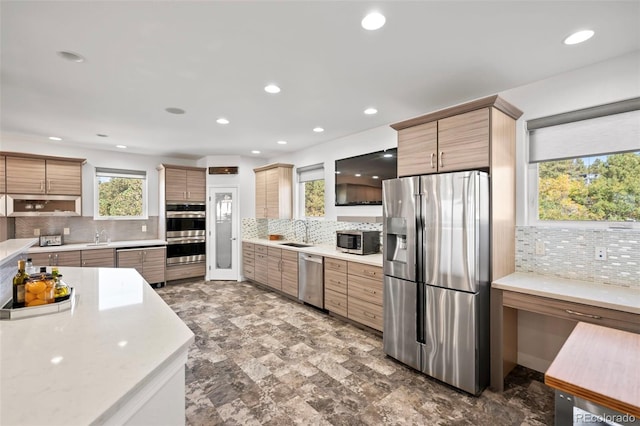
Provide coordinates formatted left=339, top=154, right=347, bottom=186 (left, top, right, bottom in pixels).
left=382, top=171, right=490, bottom=395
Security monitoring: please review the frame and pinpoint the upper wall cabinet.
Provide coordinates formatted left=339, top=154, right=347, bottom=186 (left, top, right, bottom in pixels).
left=3, top=153, right=85, bottom=195
left=160, top=165, right=206, bottom=203
left=392, top=96, right=522, bottom=177
left=254, top=163, right=293, bottom=219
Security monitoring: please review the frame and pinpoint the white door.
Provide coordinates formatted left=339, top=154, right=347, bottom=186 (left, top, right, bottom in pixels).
left=208, top=187, right=239, bottom=280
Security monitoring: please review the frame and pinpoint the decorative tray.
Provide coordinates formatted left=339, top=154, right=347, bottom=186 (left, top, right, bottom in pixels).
left=0, top=287, right=75, bottom=320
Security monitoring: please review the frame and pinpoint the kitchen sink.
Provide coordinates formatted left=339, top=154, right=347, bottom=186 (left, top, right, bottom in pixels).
left=85, top=242, right=110, bottom=246
left=279, top=242, right=312, bottom=248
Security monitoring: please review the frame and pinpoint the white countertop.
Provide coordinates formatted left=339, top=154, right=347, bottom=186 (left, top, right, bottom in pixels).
left=243, top=238, right=383, bottom=267
left=492, top=272, right=640, bottom=315
left=0, top=267, right=194, bottom=426
left=28, top=239, right=167, bottom=253
left=0, top=238, right=38, bottom=268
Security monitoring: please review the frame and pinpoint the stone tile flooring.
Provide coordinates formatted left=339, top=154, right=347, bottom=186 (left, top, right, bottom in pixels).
left=156, top=280, right=554, bottom=426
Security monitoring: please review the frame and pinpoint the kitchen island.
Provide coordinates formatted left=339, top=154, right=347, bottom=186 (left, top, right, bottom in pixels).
left=0, top=267, right=194, bottom=426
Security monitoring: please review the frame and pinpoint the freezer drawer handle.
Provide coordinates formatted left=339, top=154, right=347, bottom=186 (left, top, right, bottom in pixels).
left=565, top=309, right=601, bottom=320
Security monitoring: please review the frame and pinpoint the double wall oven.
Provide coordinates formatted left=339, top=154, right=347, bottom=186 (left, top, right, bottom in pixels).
left=166, top=202, right=206, bottom=265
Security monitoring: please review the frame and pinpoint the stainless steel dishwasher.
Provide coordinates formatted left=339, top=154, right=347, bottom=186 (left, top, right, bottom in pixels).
left=298, top=252, right=324, bottom=309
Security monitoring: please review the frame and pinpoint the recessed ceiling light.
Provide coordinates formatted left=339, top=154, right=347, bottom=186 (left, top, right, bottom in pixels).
left=335, top=171, right=341, bottom=174
left=383, top=153, right=393, bottom=158
left=564, top=30, right=595, bottom=45
left=216, top=118, right=229, bottom=125
left=56, top=51, right=85, bottom=63
left=364, top=107, right=378, bottom=115
left=96, top=133, right=108, bottom=137
left=50, top=356, right=64, bottom=365
left=277, top=140, right=287, bottom=145
left=165, top=107, right=186, bottom=114
left=313, top=127, right=324, bottom=133
left=116, top=145, right=127, bottom=149
left=48, top=136, right=62, bottom=141
left=251, top=150, right=261, bottom=154
left=264, top=84, right=281, bottom=94
left=373, top=176, right=379, bottom=179
left=355, top=173, right=362, bottom=177
left=361, top=12, right=386, bottom=31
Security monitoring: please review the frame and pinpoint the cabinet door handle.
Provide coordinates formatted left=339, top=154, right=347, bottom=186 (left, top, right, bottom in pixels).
left=565, top=309, right=601, bottom=320
left=54, top=253, right=59, bottom=266
left=40, top=180, right=45, bottom=192
left=183, top=191, right=187, bottom=199
left=430, top=153, right=435, bottom=169
left=83, top=261, right=86, bottom=266
left=439, top=151, right=444, bottom=168
left=48, top=180, right=52, bottom=191
left=187, top=191, right=191, bottom=199
left=48, top=254, right=52, bottom=265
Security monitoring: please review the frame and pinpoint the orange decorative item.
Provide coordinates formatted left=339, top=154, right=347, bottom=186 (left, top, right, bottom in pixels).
left=268, top=234, right=282, bottom=241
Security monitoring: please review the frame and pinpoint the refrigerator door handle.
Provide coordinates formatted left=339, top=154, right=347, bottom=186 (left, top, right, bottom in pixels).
left=416, top=281, right=425, bottom=344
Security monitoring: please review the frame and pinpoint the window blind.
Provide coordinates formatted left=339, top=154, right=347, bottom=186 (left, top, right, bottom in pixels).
left=95, top=167, right=147, bottom=179
left=528, top=98, right=640, bottom=163
left=297, top=163, right=324, bottom=182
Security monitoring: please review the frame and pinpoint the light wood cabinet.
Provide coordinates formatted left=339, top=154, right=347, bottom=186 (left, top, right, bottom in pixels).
left=254, top=163, right=293, bottom=219
left=324, top=258, right=347, bottom=317
left=437, top=108, right=490, bottom=172
left=242, top=242, right=255, bottom=280
left=254, top=245, right=268, bottom=284
left=397, top=121, right=438, bottom=176
left=347, top=261, right=383, bottom=331
left=166, top=263, right=206, bottom=281
left=117, top=247, right=166, bottom=285
left=162, top=165, right=206, bottom=202
left=81, top=248, right=115, bottom=267
left=5, top=155, right=83, bottom=195
left=393, top=96, right=521, bottom=177
left=267, top=247, right=282, bottom=291
left=0, top=155, right=5, bottom=194
left=29, top=250, right=81, bottom=267
left=281, top=249, right=298, bottom=298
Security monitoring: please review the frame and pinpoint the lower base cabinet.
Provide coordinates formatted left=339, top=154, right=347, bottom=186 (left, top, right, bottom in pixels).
left=29, top=250, right=81, bottom=267
left=117, top=247, right=166, bottom=285
left=346, top=262, right=383, bottom=332
left=81, top=248, right=115, bottom=267
left=281, top=249, right=298, bottom=297
left=166, top=263, right=206, bottom=281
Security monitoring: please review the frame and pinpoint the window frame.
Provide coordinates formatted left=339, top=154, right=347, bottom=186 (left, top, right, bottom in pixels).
left=296, top=163, right=325, bottom=220
left=93, top=167, right=148, bottom=221
left=527, top=148, right=639, bottom=230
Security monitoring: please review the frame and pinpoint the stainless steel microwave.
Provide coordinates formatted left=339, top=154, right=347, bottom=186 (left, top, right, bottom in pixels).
left=336, top=230, right=380, bottom=255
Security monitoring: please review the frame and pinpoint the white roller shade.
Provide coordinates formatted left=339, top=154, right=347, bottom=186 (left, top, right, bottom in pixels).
left=529, top=109, right=640, bottom=163
left=297, top=163, right=324, bottom=182
left=96, top=167, right=146, bottom=179
left=528, top=97, right=640, bottom=163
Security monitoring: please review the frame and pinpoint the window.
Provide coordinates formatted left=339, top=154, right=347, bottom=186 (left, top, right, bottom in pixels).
left=297, top=163, right=325, bottom=218
left=94, top=167, right=147, bottom=220
left=528, top=98, right=640, bottom=224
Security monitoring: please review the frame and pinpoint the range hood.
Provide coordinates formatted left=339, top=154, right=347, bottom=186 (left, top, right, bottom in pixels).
left=7, top=194, right=81, bottom=216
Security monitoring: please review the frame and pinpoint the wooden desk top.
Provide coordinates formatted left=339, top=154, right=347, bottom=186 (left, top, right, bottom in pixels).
left=545, top=322, right=640, bottom=417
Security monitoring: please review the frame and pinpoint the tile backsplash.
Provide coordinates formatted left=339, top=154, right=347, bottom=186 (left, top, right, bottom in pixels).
left=516, top=226, right=640, bottom=289
left=13, top=216, right=160, bottom=243
left=242, top=218, right=382, bottom=247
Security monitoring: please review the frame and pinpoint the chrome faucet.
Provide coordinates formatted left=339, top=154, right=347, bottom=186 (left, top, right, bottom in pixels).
left=95, top=230, right=100, bottom=245
left=293, top=219, right=309, bottom=244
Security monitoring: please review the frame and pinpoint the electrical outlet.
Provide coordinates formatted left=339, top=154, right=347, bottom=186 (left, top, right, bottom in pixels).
left=33, top=228, right=40, bottom=236
left=535, top=240, right=545, bottom=255
left=595, top=247, right=607, bottom=261
left=63, top=228, right=70, bottom=235
left=141, top=225, right=147, bottom=233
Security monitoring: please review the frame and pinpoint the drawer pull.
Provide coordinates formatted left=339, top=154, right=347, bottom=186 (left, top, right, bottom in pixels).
left=364, top=311, right=377, bottom=319
left=565, top=309, right=601, bottom=320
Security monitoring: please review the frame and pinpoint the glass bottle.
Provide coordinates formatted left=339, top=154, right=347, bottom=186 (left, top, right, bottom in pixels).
left=25, top=258, right=35, bottom=275
left=12, top=260, right=28, bottom=308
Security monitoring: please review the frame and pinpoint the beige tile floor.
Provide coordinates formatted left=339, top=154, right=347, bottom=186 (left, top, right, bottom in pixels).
left=157, top=280, right=554, bottom=426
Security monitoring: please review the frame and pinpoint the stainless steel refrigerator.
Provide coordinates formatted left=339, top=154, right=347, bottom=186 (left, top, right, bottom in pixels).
left=382, top=171, right=490, bottom=395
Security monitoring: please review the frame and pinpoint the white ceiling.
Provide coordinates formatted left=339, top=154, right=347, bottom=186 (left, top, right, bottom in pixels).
left=1, top=1, right=639, bottom=159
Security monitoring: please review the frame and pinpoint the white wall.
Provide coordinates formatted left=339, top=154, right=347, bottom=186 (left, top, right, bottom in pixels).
left=0, top=135, right=195, bottom=216
left=267, top=125, right=397, bottom=220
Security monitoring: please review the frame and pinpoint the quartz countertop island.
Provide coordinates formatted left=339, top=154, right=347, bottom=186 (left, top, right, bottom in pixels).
left=0, top=267, right=194, bottom=426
